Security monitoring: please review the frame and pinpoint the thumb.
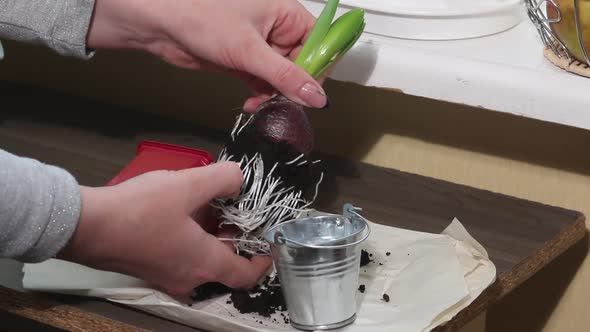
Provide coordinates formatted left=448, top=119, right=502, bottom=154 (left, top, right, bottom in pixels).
left=203, top=233, right=273, bottom=289
left=179, top=161, right=244, bottom=205
left=242, top=37, right=327, bottom=109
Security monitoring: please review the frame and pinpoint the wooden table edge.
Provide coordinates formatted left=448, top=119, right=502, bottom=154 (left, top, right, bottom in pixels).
left=0, top=286, right=145, bottom=331
left=435, top=212, right=587, bottom=332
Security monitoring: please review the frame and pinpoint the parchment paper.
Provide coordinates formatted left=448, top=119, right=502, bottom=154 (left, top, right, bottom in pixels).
left=22, top=216, right=495, bottom=332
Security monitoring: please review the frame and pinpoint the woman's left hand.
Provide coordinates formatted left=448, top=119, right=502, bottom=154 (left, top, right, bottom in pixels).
left=87, top=0, right=327, bottom=112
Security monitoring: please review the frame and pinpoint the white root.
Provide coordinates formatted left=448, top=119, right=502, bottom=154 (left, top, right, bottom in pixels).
left=211, top=115, right=323, bottom=255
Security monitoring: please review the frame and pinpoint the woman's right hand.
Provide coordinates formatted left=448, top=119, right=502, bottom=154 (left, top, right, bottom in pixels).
left=59, top=161, right=272, bottom=296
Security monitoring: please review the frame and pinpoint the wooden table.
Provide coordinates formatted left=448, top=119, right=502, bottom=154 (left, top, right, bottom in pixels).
left=0, top=82, right=586, bottom=331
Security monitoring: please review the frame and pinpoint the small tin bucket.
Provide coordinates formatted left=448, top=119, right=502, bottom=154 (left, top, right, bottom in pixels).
left=264, top=204, right=371, bottom=330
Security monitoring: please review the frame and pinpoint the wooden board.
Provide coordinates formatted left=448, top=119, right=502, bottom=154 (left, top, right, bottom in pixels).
left=0, top=82, right=586, bottom=332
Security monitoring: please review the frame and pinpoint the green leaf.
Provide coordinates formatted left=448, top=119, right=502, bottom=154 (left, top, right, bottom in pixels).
left=295, top=0, right=340, bottom=70
left=313, top=20, right=365, bottom=79
left=339, top=19, right=365, bottom=60
left=305, top=8, right=365, bottom=78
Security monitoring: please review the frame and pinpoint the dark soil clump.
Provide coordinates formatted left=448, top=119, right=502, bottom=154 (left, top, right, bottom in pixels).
left=229, top=276, right=286, bottom=318
left=191, top=282, right=232, bottom=301
left=360, top=249, right=373, bottom=266
left=191, top=276, right=287, bottom=319
left=230, top=288, right=285, bottom=318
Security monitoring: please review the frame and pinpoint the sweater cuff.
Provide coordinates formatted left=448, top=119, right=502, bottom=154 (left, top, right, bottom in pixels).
left=21, top=165, right=82, bottom=262
left=51, top=0, right=95, bottom=59
left=50, top=0, right=97, bottom=59
left=0, top=0, right=96, bottom=59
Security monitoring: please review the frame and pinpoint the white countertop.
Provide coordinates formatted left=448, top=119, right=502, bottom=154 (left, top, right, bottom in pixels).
left=322, top=8, right=590, bottom=131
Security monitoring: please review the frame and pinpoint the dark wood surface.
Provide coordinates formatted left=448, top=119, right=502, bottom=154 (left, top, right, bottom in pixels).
left=0, top=81, right=586, bottom=331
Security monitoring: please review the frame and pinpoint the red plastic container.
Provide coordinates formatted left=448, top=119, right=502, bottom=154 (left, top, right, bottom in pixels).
left=107, top=141, right=216, bottom=186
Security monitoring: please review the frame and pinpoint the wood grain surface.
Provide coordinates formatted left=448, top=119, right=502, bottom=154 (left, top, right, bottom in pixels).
left=0, top=287, right=144, bottom=332
left=0, top=82, right=586, bottom=331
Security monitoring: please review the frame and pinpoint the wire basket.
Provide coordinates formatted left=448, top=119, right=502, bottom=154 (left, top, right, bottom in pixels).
left=526, top=0, right=590, bottom=75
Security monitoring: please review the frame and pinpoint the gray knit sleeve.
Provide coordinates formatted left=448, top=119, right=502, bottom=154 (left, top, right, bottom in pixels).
left=0, top=0, right=96, bottom=59
left=0, top=149, right=81, bottom=263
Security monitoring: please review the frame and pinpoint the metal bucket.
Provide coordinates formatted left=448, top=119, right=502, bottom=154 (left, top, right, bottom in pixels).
left=264, top=204, right=371, bottom=330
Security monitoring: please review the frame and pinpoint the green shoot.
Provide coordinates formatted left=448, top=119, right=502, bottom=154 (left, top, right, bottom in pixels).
left=295, top=0, right=365, bottom=79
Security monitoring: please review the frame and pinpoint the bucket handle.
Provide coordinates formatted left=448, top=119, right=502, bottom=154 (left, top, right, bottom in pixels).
left=274, top=204, right=372, bottom=249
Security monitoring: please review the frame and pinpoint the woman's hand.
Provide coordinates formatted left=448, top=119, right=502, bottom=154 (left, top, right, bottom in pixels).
left=87, top=0, right=327, bottom=112
left=59, top=162, right=272, bottom=296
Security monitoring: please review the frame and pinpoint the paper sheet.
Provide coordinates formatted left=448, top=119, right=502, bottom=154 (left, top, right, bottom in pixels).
left=22, top=217, right=495, bottom=332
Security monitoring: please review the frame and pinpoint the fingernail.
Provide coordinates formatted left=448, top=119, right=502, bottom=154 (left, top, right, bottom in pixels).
left=298, top=82, right=327, bottom=109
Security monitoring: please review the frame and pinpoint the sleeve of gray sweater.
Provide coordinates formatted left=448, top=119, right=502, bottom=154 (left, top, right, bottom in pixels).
left=0, top=149, right=82, bottom=263
left=0, top=1, right=95, bottom=262
left=0, top=0, right=96, bottom=59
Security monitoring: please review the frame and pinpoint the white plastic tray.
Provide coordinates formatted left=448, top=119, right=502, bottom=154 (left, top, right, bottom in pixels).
left=299, top=0, right=526, bottom=40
